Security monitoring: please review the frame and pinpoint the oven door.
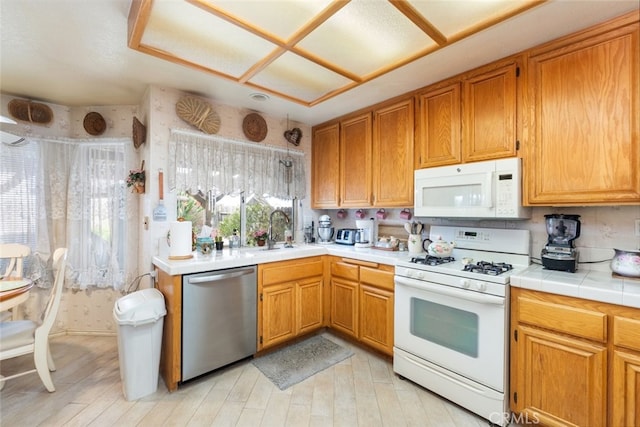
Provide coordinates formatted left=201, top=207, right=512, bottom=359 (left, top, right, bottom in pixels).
left=394, top=275, right=506, bottom=391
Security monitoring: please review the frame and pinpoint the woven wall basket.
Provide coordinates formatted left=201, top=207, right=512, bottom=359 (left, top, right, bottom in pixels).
left=243, top=113, right=267, bottom=142
left=175, top=96, right=220, bottom=134
left=8, top=99, right=53, bottom=125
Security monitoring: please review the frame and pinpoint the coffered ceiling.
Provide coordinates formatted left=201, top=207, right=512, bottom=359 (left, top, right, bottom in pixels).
left=128, top=0, right=542, bottom=107
left=1, top=0, right=639, bottom=125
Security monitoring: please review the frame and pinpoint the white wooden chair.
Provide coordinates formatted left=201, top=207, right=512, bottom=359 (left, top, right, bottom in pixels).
left=0, top=248, right=67, bottom=392
left=0, top=243, right=30, bottom=279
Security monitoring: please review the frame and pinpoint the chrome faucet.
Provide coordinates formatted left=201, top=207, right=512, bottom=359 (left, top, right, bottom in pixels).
left=268, top=209, right=290, bottom=250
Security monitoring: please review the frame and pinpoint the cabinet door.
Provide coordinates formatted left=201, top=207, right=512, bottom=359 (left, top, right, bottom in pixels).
left=372, top=98, right=414, bottom=207
left=415, top=82, right=461, bottom=168
left=526, top=19, right=640, bottom=205
left=462, top=60, right=518, bottom=163
left=312, top=123, right=340, bottom=208
left=298, top=277, right=323, bottom=335
left=359, top=284, right=393, bottom=356
left=512, top=325, right=607, bottom=427
left=261, top=282, right=296, bottom=349
left=330, top=278, right=358, bottom=338
left=612, top=349, right=640, bottom=427
left=340, top=113, right=372, bottom=207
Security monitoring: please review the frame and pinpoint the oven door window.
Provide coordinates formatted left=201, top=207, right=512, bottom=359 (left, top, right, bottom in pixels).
left=411, top=298, right=478, bottom=357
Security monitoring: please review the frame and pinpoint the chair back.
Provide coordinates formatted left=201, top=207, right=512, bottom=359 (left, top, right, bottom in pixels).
left=0, top=243, right=30, bottom=279
left=39, top=248, right=67, bottom=330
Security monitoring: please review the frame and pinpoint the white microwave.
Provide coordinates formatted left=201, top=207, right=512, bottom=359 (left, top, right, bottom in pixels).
left=414, top=158, right=530, bottom=219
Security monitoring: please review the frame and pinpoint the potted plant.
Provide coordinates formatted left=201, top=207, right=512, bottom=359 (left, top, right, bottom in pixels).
left=126, top=161, right=145, bottom=193
left=214, top=235, right=224, bottom=251
left=253, top=229, right=268, bottom=247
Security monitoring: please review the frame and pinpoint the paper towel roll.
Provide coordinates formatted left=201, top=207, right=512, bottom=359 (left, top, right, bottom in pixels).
left=169, top=221, right=193, bottom=258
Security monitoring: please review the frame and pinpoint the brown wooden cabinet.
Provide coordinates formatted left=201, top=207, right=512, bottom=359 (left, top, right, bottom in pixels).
left=156, top=269, right=182, bottom=392
left=258, top=257, right=324, bottom=350
left=311, top=123, right=340, bottom=208
left=415, top=58, right=519, bottom=169
left=612, top=315, right=640, bottom=427
left=330, top=257, right=394, bottom=356
left=511, top=287, right=640, bottom=426
left=415, top=81, right=461, bottom=168
left=524, top=12, right=640, bottom=205
left=462, top=59, right=519, bottom=163
left=311, top=97, right=414, bottom=208
left=372, top=98, right=415, bottom=207
left=340, top=113, right=373, bottom=207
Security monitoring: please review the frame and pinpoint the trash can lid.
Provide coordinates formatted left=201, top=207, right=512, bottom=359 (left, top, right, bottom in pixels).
left=114, top=288, right=166, bottom=326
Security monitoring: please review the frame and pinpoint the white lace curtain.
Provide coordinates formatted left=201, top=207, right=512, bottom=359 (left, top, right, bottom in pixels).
left=0, top=136, right=137, bottom=290
left=168, top=129, right=306, bottom=199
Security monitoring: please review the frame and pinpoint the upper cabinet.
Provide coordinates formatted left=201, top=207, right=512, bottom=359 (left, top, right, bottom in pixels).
left=372, top=98, right=415, bottom=207
left=415, top=58, right=520, bottom=169
left=340, top=113, right=373, bottom=207
left=524, top=13, right=640, bottom=206
left=312, top=98, right=414, bottom=209
left=311, top=123, right=340, bottom=208
left=415, top=81, right=461, bottom=168
left=462, top=59, right=519, bottom=163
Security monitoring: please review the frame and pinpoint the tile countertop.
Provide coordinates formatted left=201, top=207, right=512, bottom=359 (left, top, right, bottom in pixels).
left=153, top=243, right=413, bottom=276
left=510, top=264, right=640, bottom=309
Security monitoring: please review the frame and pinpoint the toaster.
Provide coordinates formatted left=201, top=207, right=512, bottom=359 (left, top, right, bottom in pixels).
left=335, top=228, right=357, bottom=245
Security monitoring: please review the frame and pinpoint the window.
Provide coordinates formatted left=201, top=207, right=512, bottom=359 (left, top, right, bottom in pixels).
left=0, top=137, right=135, bottom=289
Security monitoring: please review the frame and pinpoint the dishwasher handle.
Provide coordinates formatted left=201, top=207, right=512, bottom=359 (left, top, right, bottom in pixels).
left=187, top=267, right=255, bottom=284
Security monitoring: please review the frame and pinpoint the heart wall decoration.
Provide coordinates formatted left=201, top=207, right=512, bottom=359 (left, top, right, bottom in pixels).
left=284, top=127, right=302, bottom=146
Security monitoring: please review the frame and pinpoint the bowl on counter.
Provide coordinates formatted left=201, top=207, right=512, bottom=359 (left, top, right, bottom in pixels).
left=611, top=248, right=640, bottom=278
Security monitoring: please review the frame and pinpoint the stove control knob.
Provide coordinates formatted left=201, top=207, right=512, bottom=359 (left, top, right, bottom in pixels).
left=405, top=269, right=414, bottom=278
left=461, top=279, right=471, bottom=289
left=476, top=282, right=487, bottom=292
left=416, top=271, right=425, bottom=280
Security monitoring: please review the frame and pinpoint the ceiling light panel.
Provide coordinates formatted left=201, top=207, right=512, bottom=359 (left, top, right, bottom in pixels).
left=142, top=1, right=275, bottom=77
left=249, top=51, right=353, bottom=102
left=410, top=0, right=531, bottom=37
left=297, top=0, right=435, bottom=76
left=203, top=0, right=334, bottom=39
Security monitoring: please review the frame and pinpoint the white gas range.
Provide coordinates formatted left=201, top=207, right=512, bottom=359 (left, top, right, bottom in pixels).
left=394, top=226, right=530, bottom=426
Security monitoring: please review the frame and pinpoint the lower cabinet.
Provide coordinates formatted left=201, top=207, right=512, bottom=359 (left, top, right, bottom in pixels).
left=258, top=257, right=324, bottom=351
left=511, top=288, right=640, bottom=426
left=330, top=257, right=394, bottom=356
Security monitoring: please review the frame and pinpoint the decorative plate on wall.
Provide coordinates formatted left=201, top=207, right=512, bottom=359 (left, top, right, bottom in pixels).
left=83, top=112, right=107, bottom=135
left=242, top=113, right=267, bottom=142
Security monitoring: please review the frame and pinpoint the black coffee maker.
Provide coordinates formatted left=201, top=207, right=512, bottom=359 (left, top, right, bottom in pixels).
left=541, top=214, right=581, bottom=273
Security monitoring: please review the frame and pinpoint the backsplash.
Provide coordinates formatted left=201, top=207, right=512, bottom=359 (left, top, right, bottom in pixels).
left=322, top=205, right=640, bottom=271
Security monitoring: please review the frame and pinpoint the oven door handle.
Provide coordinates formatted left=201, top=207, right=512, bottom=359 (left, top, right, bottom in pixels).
left=394, top=276, right=504, bottom=306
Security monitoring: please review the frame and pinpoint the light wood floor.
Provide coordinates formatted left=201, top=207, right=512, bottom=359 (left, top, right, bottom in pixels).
left=0, top=332, right=488, bottom=426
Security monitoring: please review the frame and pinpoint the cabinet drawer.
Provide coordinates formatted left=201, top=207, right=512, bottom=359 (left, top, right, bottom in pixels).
left=517, top=296, right=607, bottom=343
left=331, top=262, right=359, bottom=281
left=613, top=316, right=640, bottom=352
left=262, top=259, right=323, bottom=286
left=360, top=266, right=394, bottom=292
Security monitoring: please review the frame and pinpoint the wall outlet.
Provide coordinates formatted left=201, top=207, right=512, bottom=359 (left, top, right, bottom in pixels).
left=636, top=219, right=640, bottom=237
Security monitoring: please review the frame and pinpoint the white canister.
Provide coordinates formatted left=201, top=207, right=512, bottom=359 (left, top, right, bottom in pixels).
left=407, top=234, right=424, bottom=254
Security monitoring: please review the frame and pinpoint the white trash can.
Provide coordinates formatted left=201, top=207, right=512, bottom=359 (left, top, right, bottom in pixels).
left=113, top=288, right=166, bottom=401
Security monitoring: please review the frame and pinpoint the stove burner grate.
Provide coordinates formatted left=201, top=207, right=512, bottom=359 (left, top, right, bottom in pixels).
left=410, top=256, right=455, bottom=266
left=463, top=261, right=513, bottom=276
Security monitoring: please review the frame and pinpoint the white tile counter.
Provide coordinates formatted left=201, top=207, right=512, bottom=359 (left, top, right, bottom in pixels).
left=153, top=243, right=411, bottom=276
left=510, top=264, right=640, bottom=309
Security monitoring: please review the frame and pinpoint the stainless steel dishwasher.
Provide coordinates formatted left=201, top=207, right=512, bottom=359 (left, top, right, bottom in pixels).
left=182, top=265, right=257, bottom=381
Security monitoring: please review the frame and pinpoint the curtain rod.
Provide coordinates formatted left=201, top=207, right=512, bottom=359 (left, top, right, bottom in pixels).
left=171, top=128, right=304, bottom=156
